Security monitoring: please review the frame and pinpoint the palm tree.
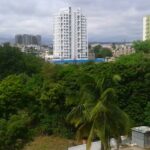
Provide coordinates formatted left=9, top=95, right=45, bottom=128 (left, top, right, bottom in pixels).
left=87, top=87, right=130, bottom=150
left=67, top=74, right=130, bottom=150
left=66, top=72, right=97, bottom=142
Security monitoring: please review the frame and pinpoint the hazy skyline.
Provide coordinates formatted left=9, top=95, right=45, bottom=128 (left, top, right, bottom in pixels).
left=0, top=0, right=150, bottom=43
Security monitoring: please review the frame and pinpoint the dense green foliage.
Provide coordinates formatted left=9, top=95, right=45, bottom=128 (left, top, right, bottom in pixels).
left=133, top=40, right=150, bottom=53
left=144, top=102, right=150, bottom=126
left=0, top=112, right=32, bottom=150
left=0, top=45, right=149, bottom=149
left=0, top=45, right=44, bottom=79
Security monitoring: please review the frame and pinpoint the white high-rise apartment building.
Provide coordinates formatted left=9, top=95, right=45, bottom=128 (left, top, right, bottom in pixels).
left=143, top=16, right=150, bottom=41
left=53, top=7, right=88, bottom=60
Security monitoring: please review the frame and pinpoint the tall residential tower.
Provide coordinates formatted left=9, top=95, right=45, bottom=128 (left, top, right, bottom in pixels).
left=143, top=16, right=150, bottom=41
left=53, top=7, right=88, bottom=60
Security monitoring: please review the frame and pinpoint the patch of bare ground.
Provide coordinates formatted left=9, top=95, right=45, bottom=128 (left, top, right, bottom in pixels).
left=24, top=136, right=75, bottom=150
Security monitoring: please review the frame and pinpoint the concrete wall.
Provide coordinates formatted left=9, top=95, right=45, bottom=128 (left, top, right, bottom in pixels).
left=68, top=141, right=101, bottom=150
left=144, top=133, right=150, bottom=148
left=132, top=131, right=144, bottom=148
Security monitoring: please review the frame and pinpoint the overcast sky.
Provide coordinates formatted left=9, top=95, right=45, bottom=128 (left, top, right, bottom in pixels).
left=0, top=0, right=150, bottom=43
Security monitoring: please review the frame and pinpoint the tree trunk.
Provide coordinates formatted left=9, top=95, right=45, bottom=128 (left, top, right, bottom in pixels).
left=116, top=136, right=121, bottom=150
left=101, top=143, right=104, bottom=150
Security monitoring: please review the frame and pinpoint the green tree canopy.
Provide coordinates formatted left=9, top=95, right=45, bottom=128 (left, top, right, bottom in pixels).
left=133, top=40, right=150, bottom=53
left=98, top=48, right=112, bottom=58
left=0, top=112, right=32, bottom=150
left=92, top=45, right=112, bottom=58
left=0, top=45, right=44, bottom=79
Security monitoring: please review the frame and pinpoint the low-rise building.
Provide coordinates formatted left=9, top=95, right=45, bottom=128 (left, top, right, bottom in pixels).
left=132, top=126, right=150, bottom=148
left=44, top=51, right=54, bottom=61
left=113, top=44, right=135, bottom=57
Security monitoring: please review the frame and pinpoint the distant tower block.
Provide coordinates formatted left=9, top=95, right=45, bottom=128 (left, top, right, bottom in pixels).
left=143, top=16, right=150, bottom=41
left=53, top=7, right=88, bottom=60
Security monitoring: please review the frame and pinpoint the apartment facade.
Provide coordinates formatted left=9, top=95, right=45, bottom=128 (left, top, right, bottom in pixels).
left=143, top=16, right=150, bottom=41
left=53, top=7, right=88, bottom=60
left=15, top=34, right=41, bottom=46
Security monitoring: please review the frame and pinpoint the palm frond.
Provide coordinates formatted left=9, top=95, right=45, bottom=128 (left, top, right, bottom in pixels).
left=113, top=74, right=121, bottom=83
left=100, top=88, right=116, bottom=104
left=66, top=104, right=91, bottom=127
left=91, top=101, right=107, bottom=120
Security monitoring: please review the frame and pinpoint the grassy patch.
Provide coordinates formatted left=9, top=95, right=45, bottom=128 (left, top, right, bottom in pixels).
left=24, top=136, right=75, bottom=150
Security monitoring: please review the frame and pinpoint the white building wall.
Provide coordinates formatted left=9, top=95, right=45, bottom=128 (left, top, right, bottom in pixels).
left=68, top=141, right=101, bottom=150
left=143, top=16, right=150, bottom=41
left=53, top=7, right=88, bottom=60
left=68, top=140, right=117, bottom=150
left=143, top=17, right=147, bottom=41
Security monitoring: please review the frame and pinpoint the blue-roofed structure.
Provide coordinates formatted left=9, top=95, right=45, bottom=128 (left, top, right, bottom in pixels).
left=51, top=58, right=105, bottom=64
